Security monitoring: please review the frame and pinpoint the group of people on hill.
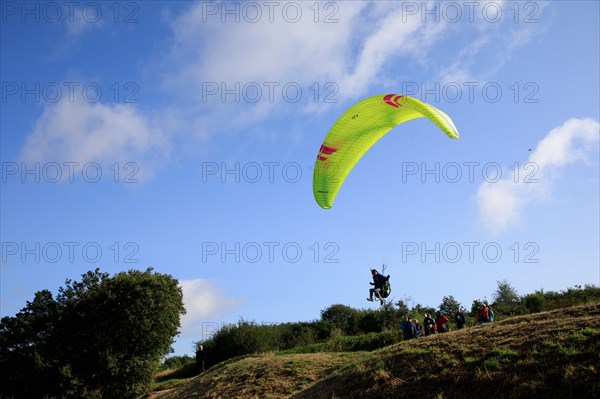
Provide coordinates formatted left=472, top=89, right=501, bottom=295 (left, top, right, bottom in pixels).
left=475, top=304, right=495, bottom=324
left=401, top=308, right=474, bottom=340
left=367, top=268, right=495, bottom=339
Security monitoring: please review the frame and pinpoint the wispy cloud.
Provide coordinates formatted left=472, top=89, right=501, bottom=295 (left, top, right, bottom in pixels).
left=158, top=1, right=452, bottom=136
left=48, top=5, right=105, bottom=59
left=159, top=1, right=553, bottom=139
left=179, top=279, right=244, bottom=336
left=477, top=118, right=600, bottom=234
left=21, top=1, right=557, bottom=166
left=20, top=98, right=169, bottom=181
left=438, top=1, right=550, bottom=84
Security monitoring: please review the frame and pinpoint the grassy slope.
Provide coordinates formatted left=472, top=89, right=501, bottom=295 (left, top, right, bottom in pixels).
left=149, top=303, right=600, bottom=399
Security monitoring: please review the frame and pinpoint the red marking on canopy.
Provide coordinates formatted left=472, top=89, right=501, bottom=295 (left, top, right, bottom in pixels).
left=319, top=145, right=337, bottom=155
left=383, top=94, right=405, bottom=108
left=317, top=144, right=338, bottom=161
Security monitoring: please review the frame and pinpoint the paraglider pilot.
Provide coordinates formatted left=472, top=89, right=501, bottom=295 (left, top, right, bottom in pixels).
left=367, top=268, right=390, bottom=305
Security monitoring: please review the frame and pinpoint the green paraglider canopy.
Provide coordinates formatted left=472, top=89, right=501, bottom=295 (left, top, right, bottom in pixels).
left=313, top=94, right=459, bottom=209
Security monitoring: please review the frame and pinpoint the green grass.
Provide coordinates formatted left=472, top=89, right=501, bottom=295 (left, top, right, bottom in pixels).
left=278, top=330, right=402, bottom=355
left=149, top=302, right=600, bottom=399
left=463, top=356, right=479, bottom=364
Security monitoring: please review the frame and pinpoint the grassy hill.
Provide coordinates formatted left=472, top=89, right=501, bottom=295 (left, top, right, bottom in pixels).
left=148, top=302, right=600, bottom=399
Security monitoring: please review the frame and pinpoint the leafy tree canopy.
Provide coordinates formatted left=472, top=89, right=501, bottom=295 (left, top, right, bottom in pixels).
left=0, top=268, right=185, bottom=399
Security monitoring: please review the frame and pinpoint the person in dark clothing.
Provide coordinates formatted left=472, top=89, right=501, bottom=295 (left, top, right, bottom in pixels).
left=423, top=313, right=436, bottom=336
left=400, top=316, right=409, bottom=333
left=196, top=344, right=207, bottom=373
left=403, top=318, right=417, bottom=339
left=414, top=319, right=423, bottom=338
left=367, top=269, right=390, bottom=305
left=455, top=308, right=466, bottom=329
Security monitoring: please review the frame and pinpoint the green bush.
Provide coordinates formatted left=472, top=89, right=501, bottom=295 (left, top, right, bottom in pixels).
left=279, top=330, right=402, bottom=354
left=524, top=293, right=546, bottom=313
left=0, top=268, right=185, bottom=399
left=541, top=285, right=600, bottom=309
left=161, top=355, right=195, bottom=371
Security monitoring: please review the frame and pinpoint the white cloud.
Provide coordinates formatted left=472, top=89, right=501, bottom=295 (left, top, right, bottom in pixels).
left=438, top=1, right=550, bottom=84
left=164, top=2, right=364, bottom=87
left=179, top=279, right=244, bottom=336
left=47, top=5, right=105, bottom=59
left=159, top=1, right=553, bottom=140
left=159, top=1, right=453, bottom=136
left=25, top=1, right=557, bottom=163
left=477, top=118, right=600, bottom=234
left=20, top=98, right=169, bottom=181
left=64, top=6, right=104, bottom=37
left=338, top=5, right=447, bottom=97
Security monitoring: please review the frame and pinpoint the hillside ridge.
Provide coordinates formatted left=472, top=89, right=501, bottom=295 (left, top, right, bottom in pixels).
left=149, top=302, right=600, bottom=399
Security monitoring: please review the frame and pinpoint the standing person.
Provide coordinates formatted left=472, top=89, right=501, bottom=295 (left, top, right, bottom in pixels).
left=455, top=308, right=466, bottom=329
left=403, top=318, right=417, bottom=339
left=476, top=305, right=484, bottom=325
left=482, top=305, right=490, bottom=323
left=435, top=312, right=449, bottom=333
left=414, top=319, right=423, bottom=338
left=423, top=313, right=435, bottom=336
left=196, top=344, right=207, bottom=373
left=400, top=316, right=409, bottom=333
left=487, top=306, right=495, bottom=322
left=367, top=269, right=390, bottom=305
left=477, top=305, right=489, bottom=325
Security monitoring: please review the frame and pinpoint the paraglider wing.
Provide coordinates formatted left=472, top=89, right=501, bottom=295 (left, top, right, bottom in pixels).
left=313, top=94, right=459, bottom=209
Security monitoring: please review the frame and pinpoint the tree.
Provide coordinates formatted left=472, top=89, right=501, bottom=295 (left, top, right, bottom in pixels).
left=379, top=301, right=402, bottom=331
left=493, top=280, right=520, bottom=306
left=395, top=299, right=409, bottom=315
left=411, top=303, right=436, bottom=318
left=439, top=295, right=461, bottom=317
left=0, top=268, right=185, bottom=399
left=356, top=310, right=382, bottom=334
left=320, top=304, right=359, bottom=335
left=0, top=290, right=63, bottom=399
left=524, top=293, right=546, bottom=313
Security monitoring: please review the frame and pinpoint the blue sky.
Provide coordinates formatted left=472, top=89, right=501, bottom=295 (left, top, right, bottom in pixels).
left=1, top=1, right=599, bottom=356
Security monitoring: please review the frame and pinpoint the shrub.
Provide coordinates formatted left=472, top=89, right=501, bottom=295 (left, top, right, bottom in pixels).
left=525, top=293, right=546, bottom=313
left=0, top=268, right=185, bottom=399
